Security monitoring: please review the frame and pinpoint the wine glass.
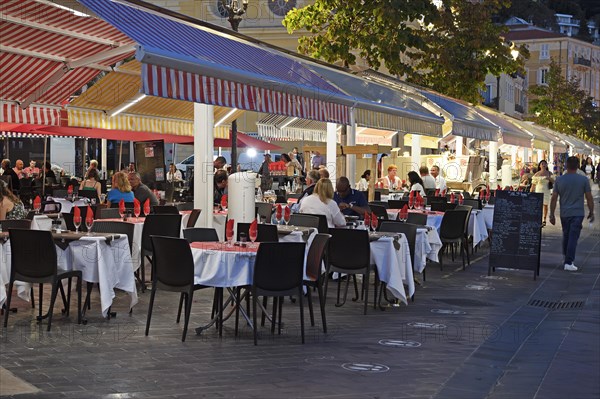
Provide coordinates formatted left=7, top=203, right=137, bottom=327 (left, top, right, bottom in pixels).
left=370, top=215, right=378, bottom=232
left=119, top=207, right=125, bottom=219
left=73, top=216, right=81, bottom=233
left=33, top=201, right=41, bottom=215
left=85, top=218, right=93, bottom=235
left=134, top=206, right=140, bottom=220
left=249, top=229, right=257, bottom=248
left=283, top=207, right=291, bottom=226
left=225, top=228, right=234, bottom=247
left=275, top=211, right=282, bottom=225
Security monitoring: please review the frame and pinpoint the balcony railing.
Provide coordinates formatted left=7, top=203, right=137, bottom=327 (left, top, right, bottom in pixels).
left=574, top=56, right=592, bottom=67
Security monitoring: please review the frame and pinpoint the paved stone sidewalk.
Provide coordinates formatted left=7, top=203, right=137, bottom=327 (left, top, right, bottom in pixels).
left=1, top=206, right=598, bottom=398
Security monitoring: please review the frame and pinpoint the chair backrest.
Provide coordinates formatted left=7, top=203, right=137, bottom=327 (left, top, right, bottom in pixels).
left=186, top=209, right=202, bottom=228
left=299, top=213, right=329, bottom=234
left=176, top=202, right=195, bottom=212
left=97, top=207, right=122, bottom=219
left=305, top=233, right=331, bottom=282
left=454, top=205, right=472, bottom=233
left=487, top=196, right=496, bottom=205
left=406, top=212, right=427, bottom=226
left=461, top=191, right=471, bottom=199
left=151, top=236, right=194, bottom=287
left=9, top=229, right=57, bottom=279
left=253, top=242, right=306, bottom=292
left=462, top=199, right=481, bottom=210
left=369, top=204, right=389, bottom=220
left=368, top=201, right=389, bottom=209
left=52, top=189, right=67, bottom=198
left=237, top=222, right=279, bottom=242
left=110, top=202, right=134, bottom=209
left=255, top=202, right=273, bottom=224
left=431, top=202, right=457, bottom=212
left=387, top=199, right=408, bottom=209
left=440, top=210, right=469, bottom=240
left=153, top=205, right=179, bottom=214
left=91, top=221, right=135, bottom=254
left=328, top=228, right=370, bottom=270
left=141, top=214, right=182, bottom=252
left=0, top=219, right=31, bottom=230
left=78, top=190, right=99, bottom=202
left=41, top=200, right=61, bottom=213
left=379, top=221, right=418, bottom=262
left=289, top=214, right=320, bottom=229
left=183, top=227, right=219, bottom=242
left=25, top=210, right=36, bottom=220
left=425, top=189, right=437, bottom=197
left=426, top=196, right=447, bottom=204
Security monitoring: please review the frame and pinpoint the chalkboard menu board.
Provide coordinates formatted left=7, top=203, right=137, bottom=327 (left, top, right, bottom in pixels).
left=488, top=191, right=543, bottom=279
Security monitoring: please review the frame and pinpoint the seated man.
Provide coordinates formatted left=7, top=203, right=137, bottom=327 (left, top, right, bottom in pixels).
left=334, top=176, right=369, bottom=218
left=127, top=172, right=159, bottom=206
left=214, top=170, right=228, bottom=205
left=24, top=160, right=40, bottom=177
left=1, top=159, right=20, bottom=191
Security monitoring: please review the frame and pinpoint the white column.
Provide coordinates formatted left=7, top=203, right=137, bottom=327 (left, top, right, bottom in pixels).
left=511, top=146, right=517, bottom=169
left=346, top=109, right=356, bottom=185
left=101, top=139, right=107, bottom=179
left=548, top=142, right=555, bottom=172
left=523, top=147, right=529, bottom=163
left=194, top=103, right=214, bottom=228
left=411, top=134, right=422, bottom=171
left=488, top=140, right=498, bottom=185
left=536, top=149, right=543, bottom=163
left=327, top=122, right=337, bottom=185
left=455, top=136, right=464, bottom=156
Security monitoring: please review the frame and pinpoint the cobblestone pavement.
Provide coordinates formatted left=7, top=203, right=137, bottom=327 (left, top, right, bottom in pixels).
left=1, top=195, right=598, bottom=398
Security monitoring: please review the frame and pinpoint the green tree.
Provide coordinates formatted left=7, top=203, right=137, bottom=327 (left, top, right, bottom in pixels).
left=528, top=58, right=598, bottom=143
left=283, top=0, right=526, bottom=104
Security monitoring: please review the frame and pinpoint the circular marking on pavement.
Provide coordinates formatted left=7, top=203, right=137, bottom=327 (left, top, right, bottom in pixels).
left=378, top=339, right=421, bottom=348
left=341, top=363, right=390, bottom=373
left=480, top=275, right=508, bottom=280
left=430, top=309, right=467, bottom=315
left=407, top=322, right=447, bottom=329
left=465, top=284, right=495, bottom=290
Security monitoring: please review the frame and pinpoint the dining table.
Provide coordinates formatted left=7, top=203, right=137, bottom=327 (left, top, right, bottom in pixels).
left=46, top=197, right=90, bottom=214
left=0, top=231, right=137, bottom=317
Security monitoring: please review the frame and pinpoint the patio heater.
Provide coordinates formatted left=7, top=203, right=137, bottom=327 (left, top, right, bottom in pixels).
left=224, top=0, right=249, bottom=172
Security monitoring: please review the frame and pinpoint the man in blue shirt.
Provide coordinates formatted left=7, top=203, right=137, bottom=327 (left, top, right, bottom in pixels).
left=334, top=176, right=369, bottom=218
left=549, top=156, right=594, bottom=271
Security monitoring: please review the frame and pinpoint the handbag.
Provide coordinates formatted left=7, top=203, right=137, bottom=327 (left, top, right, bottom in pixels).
left=548, top=181, right=553, bottom=190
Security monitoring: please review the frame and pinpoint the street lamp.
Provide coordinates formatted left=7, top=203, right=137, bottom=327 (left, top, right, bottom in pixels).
left=223, top=0, right=249, bottom=172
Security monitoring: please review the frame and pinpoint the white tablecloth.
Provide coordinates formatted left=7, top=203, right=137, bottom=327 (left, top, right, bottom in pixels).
left=0, top=235, right=137, bottom=317
left=414, top=228, right=443, bottom=273
left=31, top=215, right=53, bottom=231
left=369, top=234, right=413, bottom=304
left=482, top=205, right=494, bottom=229
left=191, top=243, right=258, bottom=288
left=213, top=212, right=227, bottom=241
left=47, top=197, right=89, bottom=214
left=469, top=210, right=489, bottom=247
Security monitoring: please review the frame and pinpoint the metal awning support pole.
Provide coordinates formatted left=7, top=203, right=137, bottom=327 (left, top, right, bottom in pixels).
left=42, top=137, right=47, bottom=197
left=194, top=102, right=214, bottom=228
left=327, top=122, right=337, bottom=186
left=101, top=138, right=107, bottom=179
left=346, top=108, right=356, bottom=185
left=118, top=140, right=123, bottom=171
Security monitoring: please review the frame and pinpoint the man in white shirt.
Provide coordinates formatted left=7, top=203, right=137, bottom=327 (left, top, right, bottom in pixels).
left=431, top=165, right=447, bottom=192
left=420, top=166, right=436, bottom=190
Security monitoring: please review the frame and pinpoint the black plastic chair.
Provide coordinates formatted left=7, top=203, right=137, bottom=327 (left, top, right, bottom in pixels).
left=387, top=199, right=408, bottom=209
left=186, top=209, right=202, bottom=228
left=146, top=236, right=206, bottom=342
left=139, top=214, right=182, bottom=291
left=455, top=205, right=473, bottom=258
left=97, top=208, right=121, bottom=219
left=41, top=200, right=61, bottom=214
left=462, top=199, right=481, bottom=210
left=439, top=210, right=470, bottom=270
left=176, top=202, right=194, bottom=211
left=426, top=196, right=447, bottom=204
left=431, top=202, right=457, bottom=212
left=289, top=214, right=320, bottom=229
left=255, top=202, right=273, bottom=224
left=300, top=213, right=329, bottom=234
left=369, top=204, right=389, bottom=221
left=110, top=202, right=134, bottom=209
left=406, top=212, right=427, bottom=226
left=91, top=221, right=135, bottom=255
left=252, top=242, right=306, bottom=345
left=4, top=229, right=82, bottom=331
left=379, top=221, right=422, bottom=283
left=324, top=228, right=373, bottom=315
left=78, top=190, right=99, bottom=203
left=0, top=219, right=31, bottom=230
left=152, top=205, right=179, bottom=214
left=304, top=233, right=331, bottom=333
left=237, top=222, right=278, bottom=242
left=368, top=201, right=389, bottom=209
left=183, top=227, right=219, bottom=242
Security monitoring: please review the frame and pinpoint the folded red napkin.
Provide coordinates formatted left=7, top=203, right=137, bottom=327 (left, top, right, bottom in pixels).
left=364, top=211, right=370, bottom=226
left=401, top=204, right=409, bottom=220
left=249, top=219, right=258, bottom=239
left=73, top=206, right=80, bottom=219
left=220, top=194, right=228, bottom=209
left=119, top=199, right=125, bottom=215
left=67, top=185, right=73, bottom=195
left=370, top=212, right=378, bottom=230
left=143, top=199, right=151, bottom=216
left=450, top=192, right=455, bottom=203
left=86, top=205, right=94, bottom=224
left=133, top=198, right=141, bottom=216
left=33, top=195, right=41, bottom=209
left=226, top=218, right=235, bottom=240
left=276, top=204, right=282, bottom=219
left=486, top=190, right=491, bottom=201
left=458, top=193, right=464, bottom=205
left=479, top=189, right=485, bottom=199
left=434, top=189, right=440, bottom=197
left=497, top=184, right=502, bottom=191
left=284, top=205, right=291, bottom=220
left=441, top=189, right=446, bottom=197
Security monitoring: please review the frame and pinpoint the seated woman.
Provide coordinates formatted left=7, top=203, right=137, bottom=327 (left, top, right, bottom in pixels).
left=299, top=178, right=346, bottom=228
left=381, top=164, right=401, bottom=190
left=356, top=169, right=371, bottom=191
left=79, top=167, right=102, bottom=199
left=106, top=171, right=135, bottom=207
left=0, top=180, right=26, bottom=220
left=407, top=171, right=426, bottom=197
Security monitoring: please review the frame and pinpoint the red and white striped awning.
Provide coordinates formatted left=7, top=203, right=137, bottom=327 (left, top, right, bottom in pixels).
left=0, top=0, right=135, bottom=110
left=142, top=64, right=350, bottom=125
left=1, top=102, right=61, bottom=125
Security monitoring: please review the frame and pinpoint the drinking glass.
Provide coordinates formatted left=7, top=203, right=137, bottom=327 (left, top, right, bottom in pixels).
left=119, top=207, right=125, bottom=219
left=33, top=201, right=41, bottom=214
left=85, top=219, right=93, bottom=234
left=100, top=194, right=107, bottom=204
left=370, top=216, right=378, bottom=232
left=73, top=216, right=81, bottom=233
left=249, top=229, right=257, bottom=246
left=276, top=212, right=282, bottom=225
left=283, top=208, right=291, bottom=226
left=225, top=229, right=234, bottom=247
left=134, top=207, right=140, bottom=220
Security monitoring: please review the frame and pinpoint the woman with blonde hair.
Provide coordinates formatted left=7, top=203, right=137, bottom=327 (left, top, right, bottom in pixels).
left=106, top=171, right=135, bottom=207
left=299, top=178, right=346, bottom=228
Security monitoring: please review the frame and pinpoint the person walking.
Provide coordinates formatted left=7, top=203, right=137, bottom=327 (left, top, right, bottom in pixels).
left=549, top=156, right=595, bottom=271
left=531, top=160, right=554, bottom=227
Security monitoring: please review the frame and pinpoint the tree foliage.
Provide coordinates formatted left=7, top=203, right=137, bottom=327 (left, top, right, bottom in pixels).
left=283, top=0, right=527, bottom=104
left=528, top=59, right=600, bottom=144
